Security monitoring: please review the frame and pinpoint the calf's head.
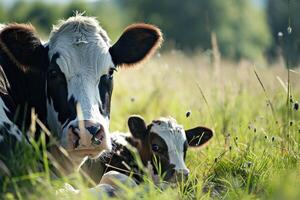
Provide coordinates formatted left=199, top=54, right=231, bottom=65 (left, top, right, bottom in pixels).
left=45, top=16, right=162, bottom=161
left=127, top=116, right=213, bottom=183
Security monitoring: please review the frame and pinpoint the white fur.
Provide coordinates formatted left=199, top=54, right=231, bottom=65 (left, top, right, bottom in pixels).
left=0, top=98, right=23, bottom=142
left=46, top=97, right=63, bottom=137
left=150, top=117, right=189, bottom=173
left=0, top=24, right=5, bottom=30
left=57, top=182, right=116, bottom=199
left=46, top=15, right=114, bottom=146
left=111, top=132, right=130, bottom=147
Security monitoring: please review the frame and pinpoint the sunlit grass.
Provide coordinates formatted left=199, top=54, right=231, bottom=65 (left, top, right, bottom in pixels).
left=1, top=51, right=300, bottom=199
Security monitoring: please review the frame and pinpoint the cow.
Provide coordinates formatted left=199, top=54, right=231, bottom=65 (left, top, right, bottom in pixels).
left=80, top=115, right=213, bottom=188
left=0, top=15, right=163, bottom=175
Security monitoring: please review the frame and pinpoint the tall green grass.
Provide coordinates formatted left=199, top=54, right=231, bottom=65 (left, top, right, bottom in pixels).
left=1, top=51, right=299, bottom=199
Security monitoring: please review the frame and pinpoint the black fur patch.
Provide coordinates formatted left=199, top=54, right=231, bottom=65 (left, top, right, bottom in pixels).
left=0, top=24, right=47, bottom=71
left=0, top=24, right=48, bottom=136
left=81, top=135, right=144, bottom=185
left=46, top=53, right=76, bottom=126
left=98, top=71, right=113, bottom=118
left=109, top=24, right=163, bottom=67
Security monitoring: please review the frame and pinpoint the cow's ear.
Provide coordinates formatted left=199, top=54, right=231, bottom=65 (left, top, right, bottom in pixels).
left=128, top=115, right=147, bottom=139
left=109, top=23, right=163, bottom=67
left=0, top=24, right=46, bottom=71
left=185, top=126, right=213, bottom=147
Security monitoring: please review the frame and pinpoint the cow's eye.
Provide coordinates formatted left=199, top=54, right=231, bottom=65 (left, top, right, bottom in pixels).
left=48, top=69, right=59, bottom=80
left=108, top=68, right=116, bottom=78
left=152, top=144, right=160, bottom=152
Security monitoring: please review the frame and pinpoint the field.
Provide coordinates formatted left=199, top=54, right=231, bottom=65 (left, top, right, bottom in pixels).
left=2, top=51, right=300, bottom=200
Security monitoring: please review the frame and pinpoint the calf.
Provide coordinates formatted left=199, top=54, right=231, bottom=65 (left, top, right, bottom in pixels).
left=81, top=115, right=213, bottom=185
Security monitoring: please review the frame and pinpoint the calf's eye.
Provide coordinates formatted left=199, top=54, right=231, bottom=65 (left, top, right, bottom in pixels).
left=152, top=144, right=160, bottom=152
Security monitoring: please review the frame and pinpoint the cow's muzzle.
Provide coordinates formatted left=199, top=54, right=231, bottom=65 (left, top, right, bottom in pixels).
left=68, top=120, right=106, bottom=151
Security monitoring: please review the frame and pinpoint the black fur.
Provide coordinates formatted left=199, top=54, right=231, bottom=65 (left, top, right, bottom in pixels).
left=46, top=53, right=76, bottom=127
left=0, top=26, right=48, bottom=138
left=81, top=135, right=144, bottom=185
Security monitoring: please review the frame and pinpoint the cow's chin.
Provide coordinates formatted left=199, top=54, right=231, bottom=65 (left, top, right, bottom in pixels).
left=65, top=136, right=112, bottom=164
left=67, top=149, right=102, bottom=164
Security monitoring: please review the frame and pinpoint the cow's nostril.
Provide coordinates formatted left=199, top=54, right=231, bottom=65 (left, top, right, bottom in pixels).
left=86, top=125, right=104, bottom=146
left=86, top=126, right=101, bottom=136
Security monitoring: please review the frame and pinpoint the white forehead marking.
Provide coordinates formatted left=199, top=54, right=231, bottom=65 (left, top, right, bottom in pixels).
left=150, top=117, right=188, bottom=171
left=49, top=14, right=110, bottom=46
left=48, top=14, right=113, bottom=78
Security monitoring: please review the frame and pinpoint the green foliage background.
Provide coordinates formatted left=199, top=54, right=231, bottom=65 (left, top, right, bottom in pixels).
left=121, top=0, right=271, bottom=61
left=267, top=0, right=300, bottom=66
left=0, top=0, right=298, bottom=64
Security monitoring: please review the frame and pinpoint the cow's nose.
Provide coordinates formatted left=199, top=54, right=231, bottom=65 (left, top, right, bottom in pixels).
left=84, top=122, right=105, bottom=146
left=69, top=121, right=105, bottom=148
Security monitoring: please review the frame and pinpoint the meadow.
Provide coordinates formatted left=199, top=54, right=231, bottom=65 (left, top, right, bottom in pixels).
left=2, top=50, right=300, bottom=200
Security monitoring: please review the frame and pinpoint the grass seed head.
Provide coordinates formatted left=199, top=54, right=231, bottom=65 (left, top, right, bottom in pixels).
left=287, top=26, right=292, bottom=34
left=293, top=102, right=299, bottom=111
left=186, top=111, right=191, bottom=118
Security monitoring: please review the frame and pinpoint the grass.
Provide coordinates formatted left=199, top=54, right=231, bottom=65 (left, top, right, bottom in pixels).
left=1, top=51, right=300, bottom=200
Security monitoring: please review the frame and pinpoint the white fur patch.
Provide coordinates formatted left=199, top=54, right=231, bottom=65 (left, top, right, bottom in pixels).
left=111, top=132, right=130, bottom=146
left=0, top=24, right=5, bottom=30
left=46, top=97, right=63, bottom=137
left=0, top=98, right=23, bottom=142
left=150, top=117, right=189, bottom=172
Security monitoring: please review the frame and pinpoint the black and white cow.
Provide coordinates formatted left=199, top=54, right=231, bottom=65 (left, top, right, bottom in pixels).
left=80, top=115, right=213, bottom=186
left=0, top=15, right=162, bottom=171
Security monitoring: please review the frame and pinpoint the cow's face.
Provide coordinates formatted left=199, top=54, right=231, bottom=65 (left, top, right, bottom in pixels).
left=46, top=16, right=162, bottom=162
left=128, top=116, right=213, bottom=183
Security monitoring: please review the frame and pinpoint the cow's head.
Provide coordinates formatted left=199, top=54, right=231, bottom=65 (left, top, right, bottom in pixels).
left=45, top=16, right=162, bottom=162
left=127, top=116, right=213, bottom=183
left=0, top=16, right=162, bottom=164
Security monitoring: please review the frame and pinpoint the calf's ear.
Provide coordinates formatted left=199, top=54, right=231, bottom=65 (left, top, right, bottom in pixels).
left=109, top=23, right=163, bottom=67
left=185, top=127, right=213, bottom=147
left=128, top=115, right=147, bottom=140
left=0, top=24, right=47, bottom=72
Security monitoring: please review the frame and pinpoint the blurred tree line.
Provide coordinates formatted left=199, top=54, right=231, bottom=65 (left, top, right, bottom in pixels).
left=120, top=0, right=271, bottom=62
left=0, top=0, right=298, bottom=65
left=267, top=0, right=300, bottom=67
left=0, top=1, right=127, bottom=40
